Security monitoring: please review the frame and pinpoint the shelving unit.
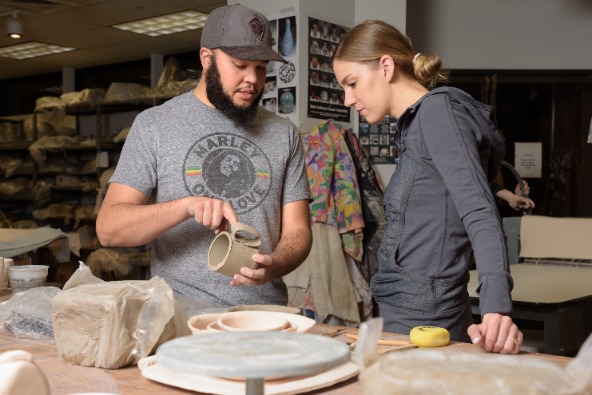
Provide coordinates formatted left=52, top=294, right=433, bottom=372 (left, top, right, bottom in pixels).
left=0, top=119, right=35, bottom=224
left=1, top=98, right=172, bottom=281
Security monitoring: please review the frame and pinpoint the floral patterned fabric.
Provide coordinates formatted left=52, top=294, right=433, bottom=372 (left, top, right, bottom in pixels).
left=343, top=128, right=386, bottom=282
left=303, top=119, right=364, bottom=261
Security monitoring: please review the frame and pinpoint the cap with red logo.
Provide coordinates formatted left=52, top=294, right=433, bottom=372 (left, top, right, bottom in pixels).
left=201, top=4, right=287, bottom=63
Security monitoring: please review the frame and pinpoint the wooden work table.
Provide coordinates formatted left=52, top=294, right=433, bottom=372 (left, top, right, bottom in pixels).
left=0, top=290, right=573, bottom=395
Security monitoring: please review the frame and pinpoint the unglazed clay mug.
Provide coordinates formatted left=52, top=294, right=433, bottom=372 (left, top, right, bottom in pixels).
left=208, top=222, right=261, bottom=277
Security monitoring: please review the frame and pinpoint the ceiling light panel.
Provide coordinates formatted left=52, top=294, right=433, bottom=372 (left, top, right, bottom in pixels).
left=0, top=42, right=76, bottom=59
left=111, top=10, right=208, bottom=37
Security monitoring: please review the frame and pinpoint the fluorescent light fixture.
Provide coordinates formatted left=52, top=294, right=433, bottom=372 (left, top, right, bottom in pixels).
left=111, top=10, right=208, bottom=37
left=0, top=41, right=76, bottom=59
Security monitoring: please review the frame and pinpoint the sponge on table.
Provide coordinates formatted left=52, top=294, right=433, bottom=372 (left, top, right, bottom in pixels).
left=410, top=326, right=450, bottom=347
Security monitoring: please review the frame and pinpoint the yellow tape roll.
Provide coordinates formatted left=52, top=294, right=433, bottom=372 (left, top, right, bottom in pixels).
left=409, top=326, right=450, bottom=347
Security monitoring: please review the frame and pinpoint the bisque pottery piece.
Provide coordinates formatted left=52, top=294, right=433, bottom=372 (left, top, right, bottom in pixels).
left=217, top=311, right=288, bottom=332
left=225, top=304, right=301, bottom=315
left=208, top=222, right=261, bottom=277
left=187, top=311, right=316, bottom=335
left=187, top=314, right=223, bottom=335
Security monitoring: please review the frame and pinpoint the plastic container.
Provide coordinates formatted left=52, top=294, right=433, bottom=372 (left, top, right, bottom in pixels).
left=8, top=265, right=49, bottom=294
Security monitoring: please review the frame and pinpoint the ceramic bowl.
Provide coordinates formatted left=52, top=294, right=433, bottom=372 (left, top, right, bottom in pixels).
left=217, top=311, right=289, bottom=332
left=187, top=313, right=222, bottom=335
left=206, top=321, right=222, bottom=332
left=225, top=304, right=302, bottom=315
left=187, top=311, right=316, bottom=335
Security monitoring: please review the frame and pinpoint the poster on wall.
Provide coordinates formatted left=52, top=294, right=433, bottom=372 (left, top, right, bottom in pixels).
left=261, top=14, right=298, bottom=126
left=515, top=142, right=542, bottom=178
left=358, top=116, right=399, bottom=164
left=307, top=17, right=350, bottom=123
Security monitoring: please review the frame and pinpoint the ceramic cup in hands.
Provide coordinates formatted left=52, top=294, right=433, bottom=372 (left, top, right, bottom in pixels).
left=208, top=222, right=261, bottom=277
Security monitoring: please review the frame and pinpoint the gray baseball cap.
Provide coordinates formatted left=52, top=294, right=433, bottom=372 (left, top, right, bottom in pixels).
left=201, top=5, right=287, bottom=63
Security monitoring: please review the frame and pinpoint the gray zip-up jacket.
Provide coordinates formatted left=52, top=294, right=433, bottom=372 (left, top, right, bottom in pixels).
left=372, top=87, right=513, bottom=341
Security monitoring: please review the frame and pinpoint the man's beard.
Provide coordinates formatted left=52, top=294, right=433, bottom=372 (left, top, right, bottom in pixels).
left=205, top=56, right=263, bottom=126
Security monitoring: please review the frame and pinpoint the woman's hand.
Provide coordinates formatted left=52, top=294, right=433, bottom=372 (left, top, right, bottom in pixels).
left=467, top=313, right=523, bottom=354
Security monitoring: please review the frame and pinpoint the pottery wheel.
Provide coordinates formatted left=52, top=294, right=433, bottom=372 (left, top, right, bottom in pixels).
left=156, top=332, right=351, bottom=395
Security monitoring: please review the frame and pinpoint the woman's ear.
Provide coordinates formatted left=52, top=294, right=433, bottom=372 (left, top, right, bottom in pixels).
left=379, top=54, right=396, bottom=81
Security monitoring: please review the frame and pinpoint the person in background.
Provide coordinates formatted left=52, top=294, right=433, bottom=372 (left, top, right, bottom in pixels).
left=493, top=180, right=535, bottom=214
left=96, top=5, right=312, bottom=308
left=490, top=172, right=535, bottom=217
left=332, top=19, right=522, bottom=354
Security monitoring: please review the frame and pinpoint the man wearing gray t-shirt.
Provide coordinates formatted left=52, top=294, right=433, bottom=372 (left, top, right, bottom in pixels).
left=96, top=5, right=312, bottom=307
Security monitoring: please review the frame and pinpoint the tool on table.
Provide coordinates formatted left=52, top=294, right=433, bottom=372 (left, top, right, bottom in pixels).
left=321, top=328, right=347, bottom=338
left=347, top=326, right=450, bottom=348
left=376, top=344, right=417, bottom=354
left=345, top=333, right=410, bottom=346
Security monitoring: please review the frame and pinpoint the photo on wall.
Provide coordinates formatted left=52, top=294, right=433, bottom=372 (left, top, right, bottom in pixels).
left=261, top=14, right=299, bottom=126
left=307, top=17, right=350, bottom=123
left=358, top=115, right=399, bottom=164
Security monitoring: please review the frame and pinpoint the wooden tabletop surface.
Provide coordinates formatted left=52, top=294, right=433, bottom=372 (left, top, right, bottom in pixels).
left=0, top=290, right=573, bottom=395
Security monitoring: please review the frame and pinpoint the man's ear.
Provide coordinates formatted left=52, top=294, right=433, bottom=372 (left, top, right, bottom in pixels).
left=200, top=48, right=213, bottom=69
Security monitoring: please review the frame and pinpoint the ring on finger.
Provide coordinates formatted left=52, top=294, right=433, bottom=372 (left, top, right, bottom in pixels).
left=506, top=337, right=519, bottom=345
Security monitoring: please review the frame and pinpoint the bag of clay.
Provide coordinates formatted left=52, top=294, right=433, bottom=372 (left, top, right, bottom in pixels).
left=360, top=332, right=592, bottom=395
left=51, top=276, right=190, bottom=369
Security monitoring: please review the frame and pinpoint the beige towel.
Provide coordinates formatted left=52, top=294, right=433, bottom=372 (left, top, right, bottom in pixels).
left=284, top=223, right=361, bottom=323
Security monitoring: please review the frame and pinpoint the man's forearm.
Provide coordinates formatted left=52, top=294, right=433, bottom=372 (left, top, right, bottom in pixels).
left=269, top=226, right=312, bottom=278
left=97, top=198, right=191, bottom=247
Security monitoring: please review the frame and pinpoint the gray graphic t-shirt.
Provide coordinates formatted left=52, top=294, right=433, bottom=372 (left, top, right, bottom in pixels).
left=109, top=92, right=311, bottom=306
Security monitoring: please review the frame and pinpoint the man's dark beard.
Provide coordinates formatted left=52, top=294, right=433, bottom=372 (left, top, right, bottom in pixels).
left=205, top=56, right=263, bottom=126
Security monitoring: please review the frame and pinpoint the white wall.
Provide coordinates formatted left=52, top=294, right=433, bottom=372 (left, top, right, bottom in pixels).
left=355, top=0, right=406, bottom=27
left=407, top=0, right=592, bottom=69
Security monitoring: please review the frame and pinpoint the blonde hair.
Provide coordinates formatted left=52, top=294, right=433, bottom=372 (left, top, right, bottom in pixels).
left=332, top=20, right=449, bottom=89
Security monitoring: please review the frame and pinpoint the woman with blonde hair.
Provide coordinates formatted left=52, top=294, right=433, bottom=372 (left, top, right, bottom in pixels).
left=332, top=20, right=522, bottom=354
